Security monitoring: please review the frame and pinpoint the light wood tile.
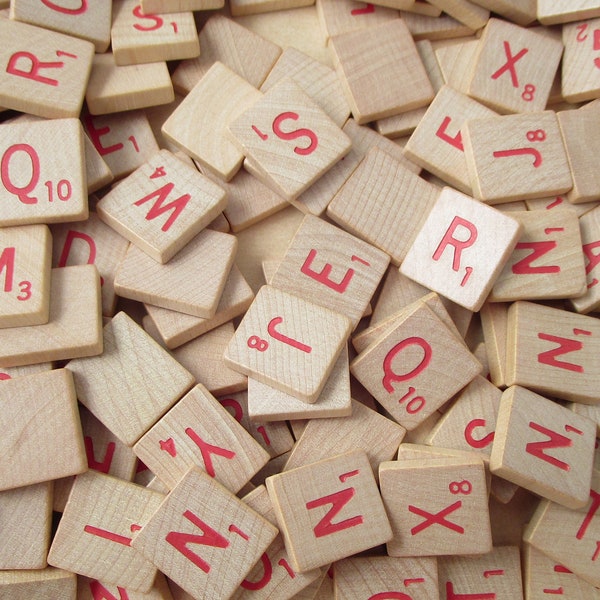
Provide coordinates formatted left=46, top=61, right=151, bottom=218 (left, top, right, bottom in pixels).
left=230, top=0, right=315, bottom=16
left=0, top=362, right=52, bottom=382
left=141, top=0, right=224, bottom=12
left=400, top=10, right=474, bottom=40
left=427, top=0, right=489, bottom=29
left=316, top=0, right=399, bottom=39
left=77, top=572, right=174, bottom=600
left=562, top=18, right=600, bottom=102
left=480, top=301, right=509, bottom=388
left=572, top=205, right=600, bottom=313
left=538, top=1, right=600, bottom=25
left=463, top=0, right=535, bottom=26
left=526, top=194, right=600, bottom=218
left=0, top=568, right=76, bottom=600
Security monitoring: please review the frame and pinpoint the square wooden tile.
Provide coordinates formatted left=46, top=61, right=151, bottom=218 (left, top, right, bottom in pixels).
left=111, top=0, right=199, bottom=66
left=77, top=573, right=173, bottom=600
left=525, top=196, right=600, bottom=218
left=97, top=150, right=227, bottom=263
left=271, top=215, right=389, bottom=328
left=48, top=471, right=165, bottom=592
left=467, top=18, right=563, bottom=114
left=141, top=0, right=224, bottom=11
left=163, top=61, right=262, bottom=181
left=0, top=19, right=94, bottom=118
left=0, top=118, right=87, bottom=227
left=0, top=224, right=51, bottom=328
left=228, top=78, right=351, bottom=201
left=400, top=186, right=522, bottom=311
left=0, top=568, right=76, bottom=600
left=490, top=385, right=596, bottom=508
left=266, top=449, right=392, bottom=572
left=404, top=85, right=498, bottom=195
left=67, top=311, right=194, bottom=446
left=506, top=301, right=600, bottom=404
left=538, top=1, right=600, bottom=25
left=224, top=285, right=351, bottom=403
left=0, top=368, right=86, bottom=491
left=230, top=0, right=315, bottom=15
left=572, top=205, right=600, bottom=314
left=134, top=384, right=270, bottom=492
left=489, top=209, right=587, bottom=301
left=427, top=0, right=489, bottom=28
left=400, top=11, right=475, bottom=41
left=328, top=19, right=434, bottom=124
left=463, top=111, right=572, bottom=204
left=562, top=18, right=600, bottom=103
left=316, top=0, right=399, bottom=39
left=380, top=456, right=492, bottom=556
left=114, top=229, right=237, bottom=318
left=435, top=39, right=480, bottom=96
left=0, top=265, right=102, bottom=368
left=351, top=301, right=481, bottom=430
left=0, top=362, right=52, bottom=382
left=460, top=0, right=535, bottom=25
left=132, top=466, right=278, bottom=599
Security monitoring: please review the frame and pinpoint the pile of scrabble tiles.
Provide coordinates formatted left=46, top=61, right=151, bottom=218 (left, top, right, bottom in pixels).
left=2, top=0, right=600, bottom=598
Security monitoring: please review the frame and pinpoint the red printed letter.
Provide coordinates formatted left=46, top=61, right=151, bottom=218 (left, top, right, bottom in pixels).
left=432, top=216, right=478, bottom=272
left=382, top=337, right=432, bottom=394
left=464, top=419, right=495, bottom=449
left=83, top=114, right=124, bottom=156
left=306, top=488, right=364, bottom=538
left=133, top=183, right=190, bottom=232
left=185, top=428, right=236, bottom=478
left=89, top=580, right=129, bottom=600
left=132, top=5, right=163, bottom=30
left=241, top=553, right=273, bottom=590
left=84, top=437, right=115, bottom=474
left=6, top=52, right=65, bottom=86
left=272, top=112, right=318, bottom=156
left=300, top=249, right=359, bottom=293
left=445, top=582, right=495, bottom=600
left=58, top=230, right=97, bottom=268
left=526, top=422, right=573, bottom=471
left=537, top=333, right=585, bottom=373
left=41, top=0, right=87, bottom=14
left=0, top=247, right=15, bottom=293
left=511, top=241, right=560, bottom=274
left=436, top=116, right=463, bottom=151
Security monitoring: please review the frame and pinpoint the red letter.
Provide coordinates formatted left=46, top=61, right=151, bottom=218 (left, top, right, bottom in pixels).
left=0, top=247, right=15, bottom=293
left=58, top=230, right=97, bottom=267
left=133, top=183, right=190, bottom=232
left=537, top=333, right=585, bottom=373
left=272, top=112, right=318, bottom=156
left=369, top=594, right=412, bottom=600
left=446, top=582, right=495, bottom=600
left=382, top=337, right=432, bottom=394
left=241, top=553, right=273, bottom=590
left=41, top=0, right=87, bottom=14
left=464, top=419, right=495, bottom=449
left=526, top=422, right=573, bottom=471
left=576, top=490, right=600, bottom=540
left=300, top=249, right=357, bottom=293
left=185, top=428, right=236, bottom=478
left=165, top=510, right=229, bottom=573
left=83, top=114, right=124, bottom=156
left=306, top=488, right=364, bottom=538
left=84, top=437, right=115, bottom=474
left=432, top=216, right=478, bottom=272
left=89, top=580, right=129, bottom=600
left=511, top=241, right=560, bottom=274
left=6, top=52, right=65, bottom=86
left=583, top=240, right=600, bottom=275
left=132, top=5, right=163, bottom=30
left=219, top=398, right=243, bottom=423
left=436, top=116, right=463, bottom=151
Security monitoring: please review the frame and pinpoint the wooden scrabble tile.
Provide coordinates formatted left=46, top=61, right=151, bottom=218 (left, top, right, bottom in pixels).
left=111, top=0, right=199, bottom=66
left=467, top=18, right=563, bottom=114
left=114, top=229, right=237, bottom=318
left=0, top=19, right=94, bottom=118
left=10, top=0, right=111, bottom=52
left=267, top=449, right=392, bottom=572
left=489, top=209, right=587, bottom=301
left=172, top=15, right=281, bottom=94
left=86, top=53, right=174, bottom=115
left=316, top=0, right=399, bottom=39
left=0, top=568, right=77, bottom=600
left=438, top=546, right=523, bottom=600
left=67, top=311, right=194, bottom=446
left=141, top=0, right=224, bottom=12
left=524, top=543, right=600, bottom=599
left=270, top=215, right=389, bottom=328
left=224, top=285, right=351, bottom=403
left=334, top=555, right=438, bottom=599
left=283, top=398, right=405, bottom=473
left=400, top=186, right=522, bottom=311
left=97, top=150, right=226, bottom=264
left=539, top=1, right=600, bottom=25
left=228, top=79, right=351, bottom=201
left=0, top=362, right=52, bottom=381
left=261, top=47, right=350, bottom=127
left=144, top=264, right=254, bottom=348
left=328, top=20, right=434, bottom=124
left=52, top=212, right=130, bottom=317
left=524, top=469, right=600, bottom=588
left=0, top=265, right=102, bottom=368
left=0, top=368, right=86, bottom=491
left=480, top=301, right=509, bottom=388
left=247, top=345, right=352, bottom=422
left=82, top=109, right=160, bottom=180
left=426, top=375, right=502, bottom=462
left=351, top=301, right=481, bottom=430
left=490, top=385, right=596, bottom=508
left=427, top=0, right=489, bottom=29
left=327, top=148, right=439, bottom=266
left=506, top=301, right=600, bottom=404
left=526, top=194, right=600, bottom=218
left=132, top=465, right=278, bottom=599
left=558, top=105, right=600, bottom=204
left=562, top=18, right=600, bottom=102
left=48, top=471, right=164, bottom=592
left=0, top=482, right=52, bottom=569
left=464, top=0, right=535, bottom=25
left=164, top=62, right=262, bottom=181
left=403, top=1, right=443, bottom=16
left=380, top=456, right=492, bottom=556
left=463, top=111, right=572, bottom=204
left=230, top=0, right=314, bottom=15
left=572, top=205, right=600, bottom=314
left=400, top=10, right=474, bottom=40
left=0, top=224, right=51, bottom=329
left=134, top=383, right=269, bottom=492
left=78, top=573, right=174, bottom=600
left=218, top=391, right=294, bottom=458
left=0, top=118, right=87, bottom=227
left=171, top=323, right=247, bottom=396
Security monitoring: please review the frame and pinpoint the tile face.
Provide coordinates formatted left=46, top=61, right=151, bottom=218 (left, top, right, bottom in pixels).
left=266, top=450, right=393, bottom=572
left=572, top=205, right=600, bottom=314
left=141, top=0, right=224, bottom=11
left=0, top=19, right=94, bottom=119
left=48, top=472, right=165, bottom=592
left=538, top=0, right=600, bottom=25
left=0, top=568, right=77, bottom=600
left=562, top=18, right=600, bottom=102
left=132, top=466, right=278, bottom=600
left=0, top=369, right=87, bottom=491
left=400, top=187, right=522, bottom=311
left=317, top=0, right=399, bottom=39
left=228, top=79, right=351, bottom=201
left=0, top=119, right=87, bottom=227
left=224, top=285, right=352, bottom=403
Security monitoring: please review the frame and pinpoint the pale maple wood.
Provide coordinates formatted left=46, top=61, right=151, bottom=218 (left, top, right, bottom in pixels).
left=538, top=1, right=600, bottom=25
left=0, top=568, right=77, bottom=600
left=562, top=18, right=600, bottom=102
left=380, top=456, right=492, bottom=556
left=403, top=1, right=443, bottom=16
left=526, top=194, right=600, bottom=218
left=224, top=285, right=351, bottom=403
left=467, top=0, right=535, bottom=25
left=267, top=449, right=392, bottom=572
left=427, top=0, right=489, bottom=28
left=230, top=0, right=315, bottom=16
left=0, top=118, right=87, bottom=227
left=172, top=15, right=281, bottom=94
left=572, top=205, right=600, bottom=314
left=132, top=466, right=278, bottom=599
left=0, top=362, right=52, bottom=381
left=400, top=10, right=475, bottom=40
left=48, top=471, right=165, bottom=592
left=316, top=0, right=399, bottom=39
left=163, top=62, right=262, bottom=181
left=67, top=311, right=194, bottom=446
left=77, top=572, right=174, bottom=600
left=141, top=0, right=224, bottom=11
left=0, top=265, right=102, bottom=368
left=114, top=229, right=237, bottom=318
left=329, top=20, right=434, bottom=124
left=480, top=301, right=509, bottom=388
left=506, top=301, right=600, bottom=404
